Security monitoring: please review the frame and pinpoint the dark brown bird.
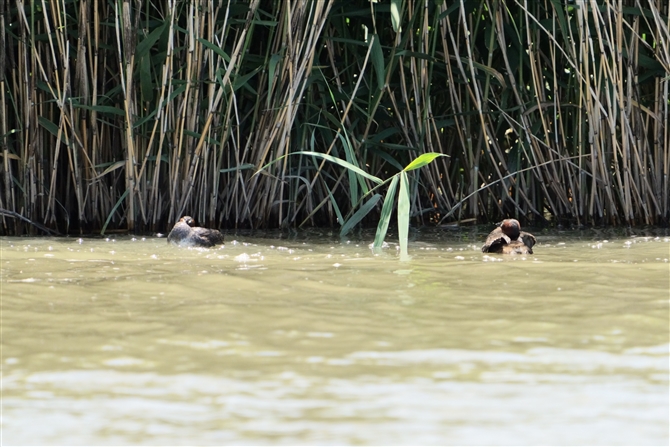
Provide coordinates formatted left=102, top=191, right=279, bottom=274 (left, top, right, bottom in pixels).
left=167, top=216, right=224, bottom=247
left=481, top=219, right=536, bottom=254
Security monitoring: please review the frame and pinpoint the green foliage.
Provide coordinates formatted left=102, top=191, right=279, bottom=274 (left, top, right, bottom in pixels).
left=275, top=150, right=446, bottom=258
left=1, top=0, right=668, bottom=236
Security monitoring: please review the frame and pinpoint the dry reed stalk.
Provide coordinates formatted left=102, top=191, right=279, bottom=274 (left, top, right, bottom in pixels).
left=246, top=0, right=333, bottom=226
left=1, top=0, right=12, bottom=231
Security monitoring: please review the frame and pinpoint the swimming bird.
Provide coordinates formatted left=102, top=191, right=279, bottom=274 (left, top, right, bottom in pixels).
left=167, top=216, right=224, bottom=247
left=481, top=219, right=536, bottom=254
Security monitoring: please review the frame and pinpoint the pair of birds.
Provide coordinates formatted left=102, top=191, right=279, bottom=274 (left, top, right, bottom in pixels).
left=167, top=216, right=536, bottom=254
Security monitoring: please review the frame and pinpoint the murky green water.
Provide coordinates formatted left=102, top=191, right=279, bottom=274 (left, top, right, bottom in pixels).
left=1, top=229, right=668, bottom=445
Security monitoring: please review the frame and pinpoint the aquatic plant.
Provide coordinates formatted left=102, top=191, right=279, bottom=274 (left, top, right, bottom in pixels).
left=262, top=150, right=447, bottom=259
left=1, top=0, right=668, bottom=235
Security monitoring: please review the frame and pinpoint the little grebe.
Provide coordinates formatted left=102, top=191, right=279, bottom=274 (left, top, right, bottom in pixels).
left=167, top=216, right=224, bottom=247
left=481, top=219, right=536, bottom=254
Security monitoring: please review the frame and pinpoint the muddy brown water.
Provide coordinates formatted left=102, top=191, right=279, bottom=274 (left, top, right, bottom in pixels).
left=2, top=229, right=668, bottom=445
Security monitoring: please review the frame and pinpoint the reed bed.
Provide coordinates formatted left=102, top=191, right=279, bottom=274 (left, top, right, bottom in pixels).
left=1, top=0, right=668, bottom=235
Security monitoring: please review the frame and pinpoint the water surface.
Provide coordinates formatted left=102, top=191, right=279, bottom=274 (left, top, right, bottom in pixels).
left=2, top=229, right=668, bottom=445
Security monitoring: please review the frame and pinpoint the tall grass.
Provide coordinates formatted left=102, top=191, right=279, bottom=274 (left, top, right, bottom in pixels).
left=1, top=0, right=668, bottom=235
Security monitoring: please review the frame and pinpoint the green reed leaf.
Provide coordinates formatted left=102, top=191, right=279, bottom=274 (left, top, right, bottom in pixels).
left=403, top=152, right=448, bottom=171
left=373, top=175, right=399, bottom=248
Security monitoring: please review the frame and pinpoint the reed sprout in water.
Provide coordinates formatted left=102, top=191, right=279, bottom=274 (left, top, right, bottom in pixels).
left=1, top=0, right=668, bottom=237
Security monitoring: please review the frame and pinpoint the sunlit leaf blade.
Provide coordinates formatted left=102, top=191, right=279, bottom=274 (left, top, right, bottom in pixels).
left=373, top=175, right=399, bottom=248
left=293, top=151, right=383, bottom=184
left=340, top=193, right=382, bottom=237
left=391, top=0, right=402, bottom=32
left=403, top=152, right=448, bottom=171
left=398, top=171, right=410, bottom=260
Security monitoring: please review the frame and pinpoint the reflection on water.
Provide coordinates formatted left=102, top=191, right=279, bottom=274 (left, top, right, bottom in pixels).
left=1, top=229, right=669, bottom=445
